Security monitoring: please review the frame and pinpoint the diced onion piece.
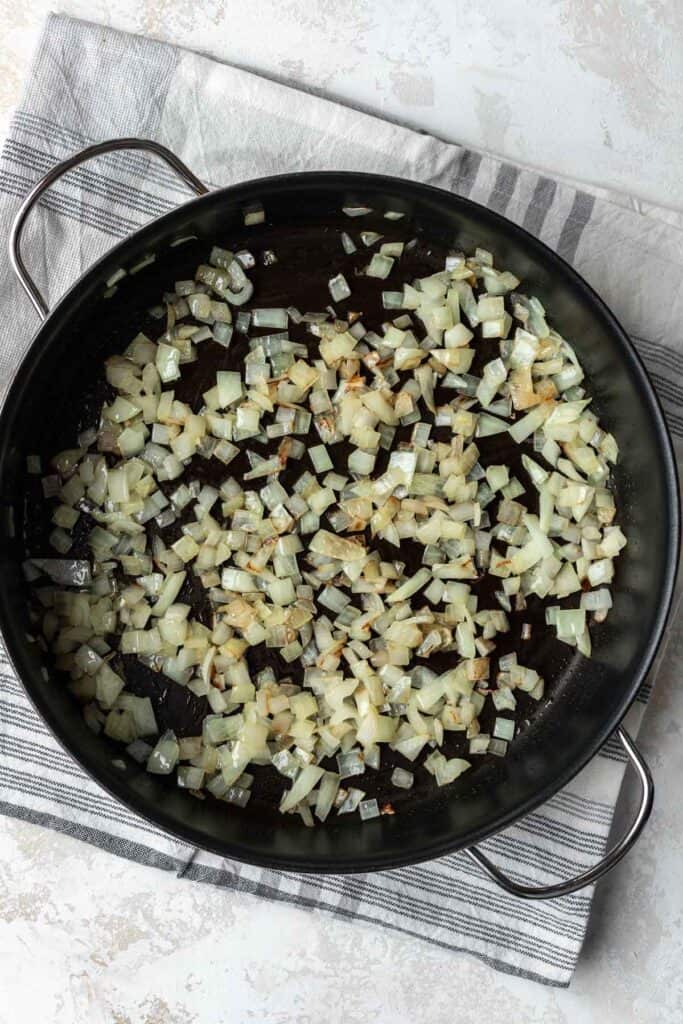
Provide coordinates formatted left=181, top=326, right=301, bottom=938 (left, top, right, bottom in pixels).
left=309, top=445, right=333, bottom=473
left=309, top=530, right=367, bottom=561
left=216, top=371, right=243, bottom=407
left=493, top=718, right=515, bottom=742
left=387, top=568, right=431, bottom=605
left=252, top=308, right=288, bottom=328
left=156, top=344, right=180, bottom=383
left=391, top=767, right=414, bottom=789
left=95, top=664, right=125, bottom=709
left=280, top=764, right=324, bottom=813
left=366, top=254, right=394, bottom=279
left=338, top=788, right=366, bottom=814
left=243, top=203, right=265, bottom=225
left=359, top=798, right=380, bottom=820
left=342, top=205, right=372, bottom=217
left=476, top=413, right=509, bottom=437
left=328, top=274, right=351, bottom=302
left=146, top=730, right=180, bottom=774
left=581, top=588, right=613, bottom=611
left=341, top=232, right=357, bottom=254
left=337, top=748, right=365, bottom=779
left=315, top=772, right=341, bottom=822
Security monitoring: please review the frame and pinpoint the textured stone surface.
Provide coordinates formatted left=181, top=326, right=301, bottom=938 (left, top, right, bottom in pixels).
left=1, top=1, right=682, bottom=206
left=1, top=3, right=683, bottom=1021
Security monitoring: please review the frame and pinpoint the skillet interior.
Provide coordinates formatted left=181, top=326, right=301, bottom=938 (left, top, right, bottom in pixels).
left=0, top=173, right=677, bottom=872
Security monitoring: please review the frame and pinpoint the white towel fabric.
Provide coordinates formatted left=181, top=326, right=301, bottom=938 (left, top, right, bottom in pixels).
left=0, top=14, right=681, bottom=987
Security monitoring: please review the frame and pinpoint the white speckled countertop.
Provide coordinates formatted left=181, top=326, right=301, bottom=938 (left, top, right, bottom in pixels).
left=1, top=3, right=683, bottom=1022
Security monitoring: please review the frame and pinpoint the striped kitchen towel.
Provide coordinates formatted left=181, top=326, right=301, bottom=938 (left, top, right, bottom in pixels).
left=0, top=14, right=681, bottom=987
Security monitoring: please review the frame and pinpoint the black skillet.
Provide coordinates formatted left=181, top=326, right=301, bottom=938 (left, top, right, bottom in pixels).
left=1, top=140, right=678, bottom=897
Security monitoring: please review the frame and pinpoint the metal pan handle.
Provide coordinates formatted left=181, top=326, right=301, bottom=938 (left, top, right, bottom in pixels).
left=8, top=137, right=209, bottom=321
left=466, top=727, right=653, bottom=900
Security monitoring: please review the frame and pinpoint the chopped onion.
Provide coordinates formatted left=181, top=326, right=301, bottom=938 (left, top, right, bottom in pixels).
left=488, top=738, right=508, bottom=757
left=391, top=767, right=414, bottom=789
left=30, top=225, right=626, bottom=823
left=581, top=588, right=613, bottom=611
left=493, top=717, right=515, bottom=742
left=315, top=772, right=341, bottom=822
left=359, top=798, right=380, bottom=820
left=337, top=787, right=366, bottom=814
left=280, top=764, right=324, bottom=813
left=31, top=559, right=91, bottom=586
left=252, top=308, right=288, bottom=329
left=476, top=413, right=509, bottom=437
left=366, top=254, right=394, bottom=279
left=146, top=731, right=179, bottom=774
left=216, top=370, right=243, bottom=408
left=337, top=748, right=365, bottom=779
left=387, top=567, right=431, bottom=605
left=342, top=205, right=372, bottom=217
left=243, top=202, right=265, bottom=226
left=310, top=530, right=366, bottom=561
left=328, top=274, right=351, bottom=302
left=309, top=445, right=333, bottom=474
left=341, top=232, right=357, bottom=254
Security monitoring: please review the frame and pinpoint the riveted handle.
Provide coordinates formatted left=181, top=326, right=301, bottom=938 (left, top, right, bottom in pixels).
left=9, top=137, right=209, bottom=320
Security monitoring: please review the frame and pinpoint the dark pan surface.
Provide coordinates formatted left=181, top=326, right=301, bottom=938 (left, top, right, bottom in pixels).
left=0, top=173, right=678, bottom=871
